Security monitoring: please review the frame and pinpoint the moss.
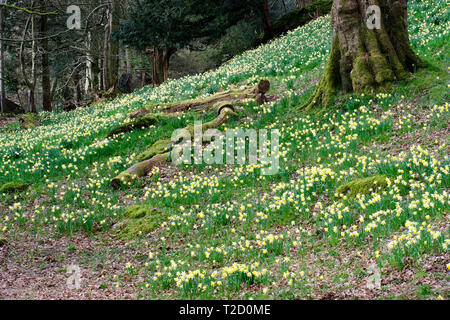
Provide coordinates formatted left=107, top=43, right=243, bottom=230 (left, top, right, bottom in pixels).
left=117, top=205, right=165, bottom=240
left=124, top=205, right=152, bottom=219
left=21, top=113, right=38, bottom=122
left=19, top=114, right=40, bottom=130
left=108, top=115, right=165, bottom=137
left=364, top=29, right=395, bottom=85
left=111, top=171, right=136, bottom=189
left=351, top=56, right=375, bottom=92
left=0, top=181, right=29, bottom=194
left=136, top=138, right=172, bottom=162
left=300, top=34, right=340, bottom=110
left=335, top=175, right=388, bottom=198
left=0, top=238, right=7, bottom=246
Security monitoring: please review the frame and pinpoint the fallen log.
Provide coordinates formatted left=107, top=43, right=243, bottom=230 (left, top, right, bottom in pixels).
left=129, top=79, right=270, bottom=119
left=107, top=112, right=183, bottom=138
left=111, top=103, right=237, bottom=188
left=111, top=153, right=170, bottom=189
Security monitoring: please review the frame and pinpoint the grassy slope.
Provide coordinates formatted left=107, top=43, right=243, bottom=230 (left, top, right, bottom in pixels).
left=0, top=0, right=449, bottom=299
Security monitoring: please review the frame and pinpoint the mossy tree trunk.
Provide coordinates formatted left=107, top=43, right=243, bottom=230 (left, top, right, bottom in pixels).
left=303, top=0, right=424, bottom=109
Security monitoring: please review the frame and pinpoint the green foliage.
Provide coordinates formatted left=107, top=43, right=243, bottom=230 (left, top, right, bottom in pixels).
left=219, top=20, right=261, bottom=61
left=115, top=0, right=262, bottom=52
left=261, top=0, right=332, bottom=42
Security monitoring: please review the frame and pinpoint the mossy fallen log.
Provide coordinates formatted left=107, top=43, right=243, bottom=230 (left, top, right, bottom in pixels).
left=111, top=104, right=238, bottom=188
left=111, top=153, right=170, bottom=188
left=108, top=115, right=163, bottom=138
left=136, top=138, right=173, bottom=162
left=129, top=80, right=270, bottom=119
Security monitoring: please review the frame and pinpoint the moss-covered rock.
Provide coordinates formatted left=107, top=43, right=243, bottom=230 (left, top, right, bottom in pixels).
left=117, top=205, right=165, bottom=240
left=335, top=175, right=388, bottom=198
left=0, top=181, right=29, bottom=194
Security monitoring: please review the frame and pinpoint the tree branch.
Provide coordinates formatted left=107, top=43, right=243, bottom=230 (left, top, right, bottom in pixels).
left=0, top=4, right=58, bottom=15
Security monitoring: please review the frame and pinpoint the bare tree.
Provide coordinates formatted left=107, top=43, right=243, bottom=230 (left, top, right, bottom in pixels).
left=0, top=4, right=5, bottom=113
left=102, top=0, right=120, bottom=91
left=40, top=0, right=52, bottom=112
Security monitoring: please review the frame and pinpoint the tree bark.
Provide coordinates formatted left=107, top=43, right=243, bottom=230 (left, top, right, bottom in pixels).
left=103, top=0, right=120, bottom=91
left=303, top=0, right=424, bottom=109
left=0, top=6, right=5, bottom=114
left=151, top=46, right=176, bottom=87
left=261, top=0, right=273, bottom=41
left=20, top=8, right=37, bottom=113
left=85, top=31, right=93, bottom=94
left=30, top=11, right=37, bottom=113
left=72, top=69, right=82, bottom=106
left=125, top=46, right=131, bottom=74
left=40, top=0, right=52, bottom=112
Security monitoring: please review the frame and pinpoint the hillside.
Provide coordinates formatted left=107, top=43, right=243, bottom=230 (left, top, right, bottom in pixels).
left=0, top=0, right=449, bottom=300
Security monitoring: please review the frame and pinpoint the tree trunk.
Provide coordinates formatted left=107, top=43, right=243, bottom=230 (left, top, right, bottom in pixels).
left=303, top=0, right=424, bottom=109
left=27, top=89, right=35, bottom=113
left=85, top=31, right=93, bottom=94
left=40, top=0, right=52, bottom=112
left=261, top=0, right=273, bottom=41
left=129, top=79, right=271, bottom=119
left=72, top=69, right=82, bottom=106
left=103, top=0, right=120, bottom=91
left=0, top=6, right=5, bottom=114
left=297, top=0, right=315, bottom=9
left=30, top=12, right=37, bottom=113
left=151, top=47, right=176, bottom=87
left=140, top=54, right=146, bottom=87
